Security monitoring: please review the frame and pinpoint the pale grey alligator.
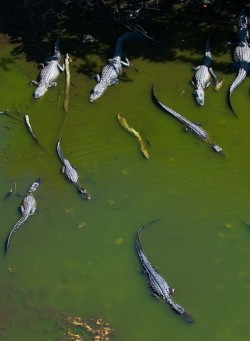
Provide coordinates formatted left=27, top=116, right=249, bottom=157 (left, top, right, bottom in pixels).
left=32, top=34, right=65, bottom=98
left=56, top=140, right=90, bottom=200
left=136, top=221, right=194, bottom=323
left=192, top=33, right=223, bottom=106
left=228, top=11, right=250, bottom=115
left=5, top=177, right=42, bottom=254
left=90, top=32, right=145, bottom=102
left=152, top=87, right=222, bottom=153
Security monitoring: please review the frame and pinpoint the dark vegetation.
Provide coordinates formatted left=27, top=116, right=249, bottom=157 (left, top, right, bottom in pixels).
left=0, top=0, right=250, bottom=70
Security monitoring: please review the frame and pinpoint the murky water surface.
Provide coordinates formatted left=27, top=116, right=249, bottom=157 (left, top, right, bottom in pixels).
left=1, top=20, right=250, bottom=341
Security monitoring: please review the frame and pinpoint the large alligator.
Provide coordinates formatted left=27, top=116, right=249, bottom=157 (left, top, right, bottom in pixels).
left=152, top=87, right=222, bottom=153
left=90, top=32, right=145, bottom=102
left=32, top=34, right=65, bottom=98
left=5, top=177, right=42, bottom=254
left=228, top=11, right=250, bottom=115
left=192, top=33, right=223, bottom=106
left=56, top=140, right=90, bottom=200
left=136, top=221, right=194, bottom=323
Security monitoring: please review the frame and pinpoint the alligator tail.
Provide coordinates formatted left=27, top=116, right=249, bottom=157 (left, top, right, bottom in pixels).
left=5, top=216, right=27, bottom=254
left=114, top=31, right=147, bottom=57
left=204, top=32, right=213, bottom=62
left=56, top=140, right=65, bottom=162
left=228, top=67, right=247, bottom=116
left=54, top=33, right=62, bottom=57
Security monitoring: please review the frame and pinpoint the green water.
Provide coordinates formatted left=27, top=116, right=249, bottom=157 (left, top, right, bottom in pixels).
left=1, top=23, right=250, bottom=340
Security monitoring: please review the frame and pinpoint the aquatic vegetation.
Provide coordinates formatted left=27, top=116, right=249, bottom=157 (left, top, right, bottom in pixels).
left=117, top=113, right=149, bottom=159
left=66, top=316, right=114, bottom=341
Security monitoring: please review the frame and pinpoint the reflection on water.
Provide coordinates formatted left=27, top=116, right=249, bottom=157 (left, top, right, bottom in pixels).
left=0, top=20, right=250, bottom=341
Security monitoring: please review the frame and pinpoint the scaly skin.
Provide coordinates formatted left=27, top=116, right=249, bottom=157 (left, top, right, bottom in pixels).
left=56, top=140, right=90, bottom=200
left=136, top=221, right=194, bottom=323
left=228, top=11, right=250, bottom=115
left=90, top=32, right=146, bottom=102
left=192, top=33, right=223, bottom=106
left=32, top=35, right=65, bottom=98
left=5, top=178, right=42, bottom=254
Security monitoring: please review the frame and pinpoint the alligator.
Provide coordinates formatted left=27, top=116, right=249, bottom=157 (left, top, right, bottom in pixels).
left=5, top=177, right=42, bottom=254
left=90, top=31, right=146, bottom=102
left=32, top=34, right=65, bottom=98
left=192, top=33, right=223, bottom=106
left=24, top=114, right=38, bottom=144
left=56, top=140, right=90, bottom=200
left=136, top=221, right=194, bottom=323
left=228, top=11, right=250, bottom=115
left=152, top=87, right=222, bottom=153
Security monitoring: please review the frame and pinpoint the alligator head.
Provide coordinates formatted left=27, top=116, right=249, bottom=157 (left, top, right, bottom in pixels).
left=33, top=85, right=47, bottom=99
left=194, top=89, right=205, bottom=106
left=90, top=82, right=106, bottom=102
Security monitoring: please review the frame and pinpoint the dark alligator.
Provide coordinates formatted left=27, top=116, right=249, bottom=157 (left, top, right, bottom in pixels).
left=90, top=32, right=145, bottom=102
left=192, top=33, right=223, bottom=106
left=32, top=34, right=65, bottom=98
left=136, top=221, right=194, bottom=323
left=152, top=87, right=222, bottom=153
left=5, top=177, right=42, bottom=254
left=228, top=11, right=250, bottom=115
left=56, top=140, right=90, bottom=200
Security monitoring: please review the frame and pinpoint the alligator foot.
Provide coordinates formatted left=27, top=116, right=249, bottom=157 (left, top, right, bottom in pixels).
left=215, top=78, right=224, bottom=91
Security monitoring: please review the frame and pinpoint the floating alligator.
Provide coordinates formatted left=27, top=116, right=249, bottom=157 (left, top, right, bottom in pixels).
left=136, top=221, right=194, bottom=323
left=228, top=11, right=250, bottom=115
left=152, top=87, right=222, bottom=153
left=56, top=140, right=90, bottom=200
left=117, top=113, right=149, bottom=159
left=90, top=32, right=145, bottom=102
left=24, top=114, right=38, bottom=144
left=32, top=34, right=65, bottom=98
left=192, top=33, right=223, bottom=106
left=5, top=177, right=42, bottom=254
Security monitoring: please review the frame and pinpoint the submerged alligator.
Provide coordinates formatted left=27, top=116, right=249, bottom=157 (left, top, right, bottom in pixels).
left=32, top=34, right=65, bottom=98
left=56, top=140, right=90, bottom=200
left=90, top=32, right=145, bottom=102
left=136, top=221, right=194, bottom=323
left=192, top=33, right=223, bottom=106
left=152, top=87, right=222, bottom=153
left=228, top=11, right=250, bottom=115
left=5, top=177, right=42, bottom=254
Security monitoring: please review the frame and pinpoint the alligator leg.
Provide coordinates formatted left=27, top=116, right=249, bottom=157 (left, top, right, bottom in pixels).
left=92, top=74, right=100, bottom=82
left=49, top=82, right=57, bottom=87
left=31, top=80, right=38, bottom=86
left=192, top=65, right=201, bottom=71
left=120, top=57, right=130, bottom=67
left=209, top=67, right=224, bottom=90
left=57, top=63, right=65, bottom=72
left=61, top=166, right=65, bottom=174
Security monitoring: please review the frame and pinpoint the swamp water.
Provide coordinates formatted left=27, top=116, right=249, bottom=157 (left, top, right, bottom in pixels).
left=0, top=21, right=250, bottom=341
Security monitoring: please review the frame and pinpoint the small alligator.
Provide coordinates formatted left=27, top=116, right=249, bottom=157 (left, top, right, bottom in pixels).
left=228, top=11, right=250, bottom=115
left=56, top=140, right=90, bottom=200
left=152, top=87, right=222, bottom=153
left=5, top=177, right=42, bottom=254
left=32, top=34, right=65, bottom=98
left=136, top=221, right=194, bottom=323
left=90, top=32, right=145, bottom=102
left=192, top=33, right=223, bottom=106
